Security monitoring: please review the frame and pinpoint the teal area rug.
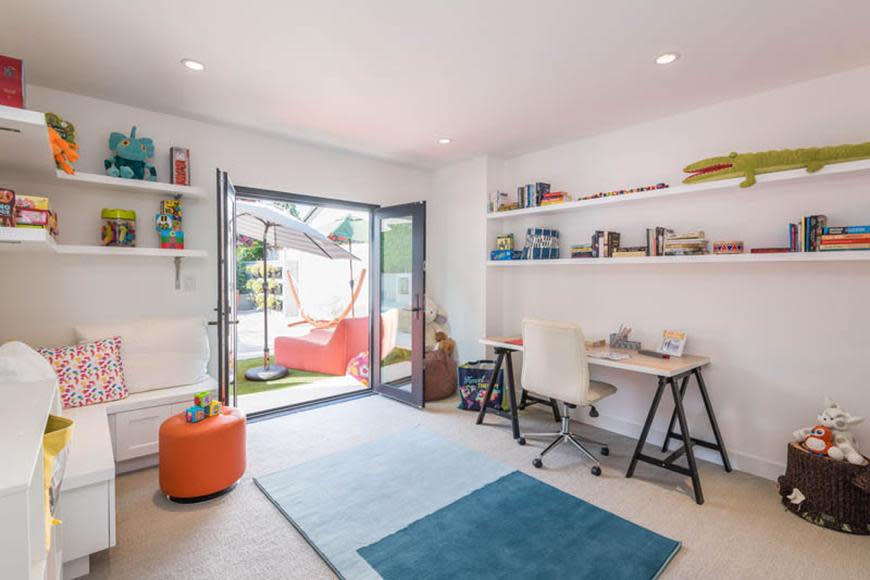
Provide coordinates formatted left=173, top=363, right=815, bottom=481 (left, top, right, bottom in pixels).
left=255, top=428, right=680, bottom=579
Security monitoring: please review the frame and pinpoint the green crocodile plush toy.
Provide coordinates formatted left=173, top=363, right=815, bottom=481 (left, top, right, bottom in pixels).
left=683, top=142, right=870, bottom=188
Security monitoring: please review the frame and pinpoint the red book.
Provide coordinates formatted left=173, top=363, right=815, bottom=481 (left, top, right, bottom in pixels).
left=0, top=56, right=25, bottom=108
left=750, top=248, right=791, bottom=254
left=821, top=237, right=870, bottom=244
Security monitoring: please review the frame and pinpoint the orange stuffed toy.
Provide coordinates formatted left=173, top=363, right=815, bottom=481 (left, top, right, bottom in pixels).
left=48, top=126, right=79, bottom=175
left=802, top=425, right=835, bottom=456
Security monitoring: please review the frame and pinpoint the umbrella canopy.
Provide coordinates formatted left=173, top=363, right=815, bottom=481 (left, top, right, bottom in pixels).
left=328, top=215, right=369, bottom=244
left=236, top=200, right=358, bottom=260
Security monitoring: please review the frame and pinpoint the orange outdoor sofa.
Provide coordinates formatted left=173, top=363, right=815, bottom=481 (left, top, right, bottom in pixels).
left=274, top=310, right=398, bottom=376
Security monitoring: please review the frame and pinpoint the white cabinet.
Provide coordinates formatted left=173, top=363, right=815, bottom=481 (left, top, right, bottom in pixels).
left=112, top=406, right=172, bottom=462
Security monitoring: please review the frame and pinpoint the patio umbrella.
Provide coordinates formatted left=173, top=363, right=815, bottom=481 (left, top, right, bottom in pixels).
left=328, top=216, right=369, bottom=316
left=236, top=200, right=358, bottom=382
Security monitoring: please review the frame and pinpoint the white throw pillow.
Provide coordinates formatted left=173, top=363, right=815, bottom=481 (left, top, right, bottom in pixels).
left=75, top=317, right=209, bottom=393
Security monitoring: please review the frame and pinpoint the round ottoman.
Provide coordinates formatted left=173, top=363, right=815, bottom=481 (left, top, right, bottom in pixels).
left=159, top=406, right=246, bottom=502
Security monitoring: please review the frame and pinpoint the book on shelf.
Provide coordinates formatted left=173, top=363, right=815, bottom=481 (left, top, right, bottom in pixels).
left=663, top=231, right=708, bottom=255
left=820, top=243, right=870, bottom=251
left=645, top=226, right=673, bottom=256
left=750, top=247, right=791, bottom=254
left=613, top=247, right=648, bottom=258
left=792, top=215, right=827, bottom=251
left=516, top=182, right=551, bottom=209
left=592, top=230, right=620, bottom=258
left=570, top=243, right=594, bottom=258
left=824, top=225, right=870, bottom=235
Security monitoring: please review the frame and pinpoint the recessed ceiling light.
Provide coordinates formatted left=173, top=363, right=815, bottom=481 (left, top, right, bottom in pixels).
left=655, top=52, right=680, bottom=65
left=438, top=137, right=452, bottom=145
left=181, top=58, right=206, bottom=72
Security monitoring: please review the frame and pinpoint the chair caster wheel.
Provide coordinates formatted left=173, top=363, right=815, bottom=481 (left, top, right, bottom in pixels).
left=517, top=437, right=526, bottom=446
left=589, top=406, right=599, bottom=418
left=591, top=466, right=602, bottom=477
left=601, top=447, right=610, bottom=456
left=532, top=458, right=543, bottom=469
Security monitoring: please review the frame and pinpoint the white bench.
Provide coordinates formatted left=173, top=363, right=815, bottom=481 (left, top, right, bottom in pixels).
left=60, top=377, right=217, bottom=579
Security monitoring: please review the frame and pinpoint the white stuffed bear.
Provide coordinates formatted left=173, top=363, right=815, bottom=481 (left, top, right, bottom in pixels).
left=424, top=297, right=448, bottom=351
left=793, top=398, right=865, bottom=465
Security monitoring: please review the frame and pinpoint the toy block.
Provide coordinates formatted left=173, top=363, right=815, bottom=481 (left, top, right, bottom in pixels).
left=185, top=405, right=206, bottom=423
left=206, top=400, right=222, bottom=417
left=194, top=391, right=213, bottom=407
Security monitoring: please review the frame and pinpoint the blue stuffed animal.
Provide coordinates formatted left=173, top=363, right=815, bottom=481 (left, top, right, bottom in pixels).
left=104, top=126, right=157, bottom=181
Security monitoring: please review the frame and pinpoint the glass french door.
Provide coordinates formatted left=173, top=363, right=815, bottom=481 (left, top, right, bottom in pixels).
left=216, top=169, right=238, bottom=407
left=371, top=201, right=426, bottom=407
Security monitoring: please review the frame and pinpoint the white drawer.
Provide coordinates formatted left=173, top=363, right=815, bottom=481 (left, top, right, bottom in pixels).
left=113, top=405, right=171, bottom=461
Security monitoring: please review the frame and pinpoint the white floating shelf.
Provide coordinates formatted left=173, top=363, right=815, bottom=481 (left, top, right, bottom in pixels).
left=55, top=245, right=207, bottom=258
left=0, top=105, right=54, bottom=178
left=486, top=159, right=870, bottom=220
left=0, top=227, right=57, bottom=253
left=488, top=251, right=870, bottom=267
left=0, top=228, right=206, bottom=258
left=56, top=170, right=208, bottom=200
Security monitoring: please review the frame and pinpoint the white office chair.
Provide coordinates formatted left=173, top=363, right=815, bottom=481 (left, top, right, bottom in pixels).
left=521, top=318, right=617, bottom=476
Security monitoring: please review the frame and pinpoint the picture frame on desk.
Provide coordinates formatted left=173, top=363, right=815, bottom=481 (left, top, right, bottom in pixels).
left=659, top=330, right=687, bottom=357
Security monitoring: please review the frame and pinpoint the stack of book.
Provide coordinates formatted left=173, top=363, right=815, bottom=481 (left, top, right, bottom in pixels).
left=613, top=246, right=648, bottom=258
left=820, top=225, right=870, bottom=252
left=571, top=244, right=594, bottom=258
left=645, top=226, right=673, bottom=256
left=541, top=191, right=569, bottom=206
left=663, top=231, right=708, bottom=256
left=789, top=215, right=827, bottom=252
left=516, top=182, right=551, bottom=209
left=592, top=231, right=620, bottom=258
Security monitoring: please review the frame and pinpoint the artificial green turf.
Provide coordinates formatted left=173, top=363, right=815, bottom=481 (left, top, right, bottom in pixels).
left=235, top=347, right=412, bottom=396
left=235, top=357, right=333, bottom=396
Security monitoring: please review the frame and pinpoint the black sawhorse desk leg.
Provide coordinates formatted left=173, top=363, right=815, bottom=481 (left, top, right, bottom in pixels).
left=626, top=369, right=730, bottom=505
left=475, top=347, right=522, bottom=442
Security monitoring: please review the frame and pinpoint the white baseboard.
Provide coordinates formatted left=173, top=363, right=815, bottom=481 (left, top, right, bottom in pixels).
left=116, top=454, right=159, bottom=474
left=63, top=555, right=89, bottom=580
left=584, top=412, right=786, bottom=481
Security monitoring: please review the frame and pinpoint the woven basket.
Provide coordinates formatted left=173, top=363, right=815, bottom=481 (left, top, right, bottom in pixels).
left=778, top=443, right=870, bottom=534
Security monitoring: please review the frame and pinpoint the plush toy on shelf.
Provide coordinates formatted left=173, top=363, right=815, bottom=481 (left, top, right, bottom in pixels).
left=45, top=113, right=79, bottom=175
left=793, top=398, right=866, bottom=465
left=104, top=126, right=157, bottom=181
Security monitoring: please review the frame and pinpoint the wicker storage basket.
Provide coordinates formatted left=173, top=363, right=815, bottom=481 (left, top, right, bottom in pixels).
left=778, top=443, right=870, bottom=534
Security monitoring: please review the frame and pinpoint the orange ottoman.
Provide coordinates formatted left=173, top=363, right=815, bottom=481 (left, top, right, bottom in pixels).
left=159, top=406, right=246, bottom=502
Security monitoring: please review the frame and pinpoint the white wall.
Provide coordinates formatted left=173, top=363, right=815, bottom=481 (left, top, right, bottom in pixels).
left=0, top=86, right=430, bottom=367
left=440, top=65, right=870, bottom=479
left=426, top=157, right=491, bottom=362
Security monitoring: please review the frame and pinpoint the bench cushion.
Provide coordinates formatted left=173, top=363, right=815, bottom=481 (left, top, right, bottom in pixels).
left=102, top=376, right=217, bottom=415
left=75, top=317, right=209, bottom=394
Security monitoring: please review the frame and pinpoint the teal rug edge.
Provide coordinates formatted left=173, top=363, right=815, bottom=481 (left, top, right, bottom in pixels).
left=358, top=470, right=681, bottom=580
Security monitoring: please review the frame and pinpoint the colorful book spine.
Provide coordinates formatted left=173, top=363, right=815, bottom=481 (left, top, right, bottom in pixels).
left=823, top=225, right=870, bottom=235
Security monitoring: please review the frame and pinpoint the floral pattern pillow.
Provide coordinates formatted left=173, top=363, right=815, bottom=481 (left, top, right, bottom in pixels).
left=38, top=336, right=128, bottom=408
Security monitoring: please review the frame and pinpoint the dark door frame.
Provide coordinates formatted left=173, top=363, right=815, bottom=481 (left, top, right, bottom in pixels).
left=231, top=185, right=379, bottom=418
left=371, top=201, right=427, bottom=407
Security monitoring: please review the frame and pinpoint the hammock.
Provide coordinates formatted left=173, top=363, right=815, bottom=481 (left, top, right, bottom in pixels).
left=286, top=268, right=367, bottom=330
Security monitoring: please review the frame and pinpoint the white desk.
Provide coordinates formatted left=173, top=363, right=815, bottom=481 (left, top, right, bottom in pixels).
left=477, top=336, right=730, bottom=505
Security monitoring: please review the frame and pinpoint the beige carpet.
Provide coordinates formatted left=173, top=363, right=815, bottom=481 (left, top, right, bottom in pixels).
left=87, top=395, right=869, bottom=579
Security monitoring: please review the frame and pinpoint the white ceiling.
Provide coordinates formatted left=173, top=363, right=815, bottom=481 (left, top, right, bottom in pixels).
left=6, top=1, right=870, bottom=168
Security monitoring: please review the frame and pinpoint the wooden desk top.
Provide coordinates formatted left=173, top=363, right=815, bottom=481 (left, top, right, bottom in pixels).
left=480, top=336, right=710, bottom=378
